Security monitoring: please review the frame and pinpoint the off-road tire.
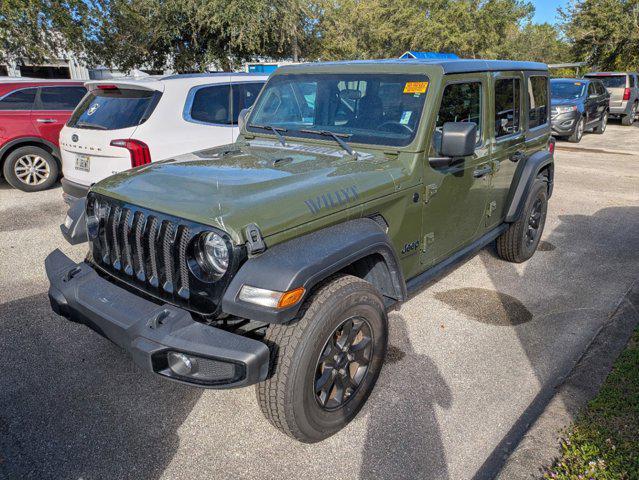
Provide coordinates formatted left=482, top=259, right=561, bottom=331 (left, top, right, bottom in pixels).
left=496, top=175, right=548, bottom=263
left=621, top=102, right=637, bottom=126
left=567, top=117, right=585, bottom=143
left=256, top=274, right=388, bottom=443
left=2, top=146, right=59, bottom=192
left=593, top=111, right=608, bottom=134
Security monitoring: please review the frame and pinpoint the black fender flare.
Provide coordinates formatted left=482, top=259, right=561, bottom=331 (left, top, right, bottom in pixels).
left=505, top=150, right=554, bottom=223
left=221, top=218, right=406, bottom=324
left=0, top=136, right=61, bottom=164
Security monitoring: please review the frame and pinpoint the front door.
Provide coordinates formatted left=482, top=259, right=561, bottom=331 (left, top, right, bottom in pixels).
left=487, top=71, right=526, bottom=228
left=420, top=74, right=492, bottom=267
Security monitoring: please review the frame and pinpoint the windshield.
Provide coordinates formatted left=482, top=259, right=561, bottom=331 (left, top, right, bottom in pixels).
left=68, top=88, right=160, bottom=130
left=247, top=73, right=430, bottom=147
left=585, top=75, right=626, bottom=89
left=551, top=81, right=586, bottom=100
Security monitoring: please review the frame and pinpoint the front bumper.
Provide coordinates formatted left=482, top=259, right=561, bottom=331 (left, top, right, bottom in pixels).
left=551, top=111, right=580, bottom=136
left=45, top=249, right=270, bottom=388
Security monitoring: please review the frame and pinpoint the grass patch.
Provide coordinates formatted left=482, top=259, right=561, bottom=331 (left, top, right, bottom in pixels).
left=544, top=327, right=639, bottom=480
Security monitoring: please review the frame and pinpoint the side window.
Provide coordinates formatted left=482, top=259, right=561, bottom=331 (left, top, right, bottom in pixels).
left=434, top=81, right=482, bottom=153
left=595, top=82, right=606, bottom=96
left=230, top=82, right=263, bottom=124
left=528, top=76, right=548, bottom=129
left=38, top=86, right=87, bottom=110
left=494, top=78, right=521, bottom=138
left=188, top=84, right=231, bottom=125
left=0, top=88, right=37, bottom=110
left=588, top=83, right=597, bottom=96
left=629, top=75, right=635, bottom=88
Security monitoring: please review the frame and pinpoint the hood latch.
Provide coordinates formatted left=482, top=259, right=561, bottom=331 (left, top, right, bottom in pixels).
left=244, top=223, right=266, bottom=255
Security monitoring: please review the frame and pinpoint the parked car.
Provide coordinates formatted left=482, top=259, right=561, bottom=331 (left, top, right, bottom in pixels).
left=0, top=80, right=87, bottom=191
left=49, top=59, right=554, bottom=443
left=583, top=72, right=639, bottom=125
left=59, top=73, right=268, bottom=204
left=550, top=78, right=609, bottom=142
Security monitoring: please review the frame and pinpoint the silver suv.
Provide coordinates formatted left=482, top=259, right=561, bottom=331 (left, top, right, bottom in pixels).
left=584, top=72, right=639, bottom=125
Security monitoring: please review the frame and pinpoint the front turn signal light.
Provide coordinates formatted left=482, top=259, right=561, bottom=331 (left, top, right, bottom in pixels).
left=277, top=287, right=305, bottom=309
left=239, top=285, right=305, bottom=309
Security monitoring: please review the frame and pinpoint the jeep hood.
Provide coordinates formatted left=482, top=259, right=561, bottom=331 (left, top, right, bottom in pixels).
left=91, top=141, right=404, bottom=244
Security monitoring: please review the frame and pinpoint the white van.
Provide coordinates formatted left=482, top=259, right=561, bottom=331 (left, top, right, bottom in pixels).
left=59, top=73, right=268, bottom=203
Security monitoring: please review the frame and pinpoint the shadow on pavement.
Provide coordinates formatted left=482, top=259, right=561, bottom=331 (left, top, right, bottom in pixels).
left=359, top=315, right=452, bottom=480
left=0, top=293, right=202, bottom=480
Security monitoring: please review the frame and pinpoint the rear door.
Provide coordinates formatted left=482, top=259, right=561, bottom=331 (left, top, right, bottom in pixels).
left=31, top=85, right=87, bottom=146
left=584, top=82, right=600, bottom=125
left=60, top=85, right=161, bottom=187
left=487, top=71, right=525, bottom=228
left=0, top=86, right=38, bottom=145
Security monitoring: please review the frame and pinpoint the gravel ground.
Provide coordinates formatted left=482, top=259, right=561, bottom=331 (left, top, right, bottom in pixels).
left=0, top=122, right=637, bottom=480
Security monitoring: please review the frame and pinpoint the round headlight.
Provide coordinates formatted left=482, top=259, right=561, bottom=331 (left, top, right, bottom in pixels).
left=198, top=232, right=230, bottom=276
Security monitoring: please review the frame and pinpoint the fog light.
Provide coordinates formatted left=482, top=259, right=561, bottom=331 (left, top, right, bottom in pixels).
left=168, top=352, right=196, bottom=376
left=162, top=351, right=244, bottom=385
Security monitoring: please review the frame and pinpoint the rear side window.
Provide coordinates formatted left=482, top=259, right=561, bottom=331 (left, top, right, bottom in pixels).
left=494, top=78, right=521, bottom=138
left=629, top=75, right=636, bottom=88
left=231, top=82, right=264, bottom=123
left=528, top=76, right=548, bottom=129
left=68, top=88, right=159, bottom=130
left=0, top=88, right=37, bottom=110
left=186, top=84, right=231, bottom=125
left=595, top=82, right=607, bottom=95
left=38, top=86, right=87, bottom=110
left=587, top=75, right=626, bottom=89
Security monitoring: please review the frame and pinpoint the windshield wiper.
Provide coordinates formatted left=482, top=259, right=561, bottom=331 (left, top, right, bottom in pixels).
left=74, top=121, right=107, bottom=130
left=249, top=124, right=288, bottom=147
left=299, top=129, right=356, bottom=157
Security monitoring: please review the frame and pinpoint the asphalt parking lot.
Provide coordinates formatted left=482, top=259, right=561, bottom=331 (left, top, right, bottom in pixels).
left=1, top=122, right=638, bottom=480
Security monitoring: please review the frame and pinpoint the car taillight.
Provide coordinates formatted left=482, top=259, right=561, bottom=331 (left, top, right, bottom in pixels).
left=110, top=139, right=151, bottom=168
left=548, top=138, right=556, bottom=155
left=623, top=88, right=631, bottom=100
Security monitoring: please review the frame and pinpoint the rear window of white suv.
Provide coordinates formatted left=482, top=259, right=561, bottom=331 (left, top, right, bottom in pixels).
left=68, top=88, right=161, bottom=130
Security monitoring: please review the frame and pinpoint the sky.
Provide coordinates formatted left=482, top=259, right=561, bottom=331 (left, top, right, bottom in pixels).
left=531, top=0, right=571, bottom=24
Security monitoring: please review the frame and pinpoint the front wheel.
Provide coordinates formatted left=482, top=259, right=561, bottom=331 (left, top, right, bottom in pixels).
left=496, top=175, right=548, bottom=263
left=568, top=117, right=585, bottom=143
left=256, top=274, right=388, bottom=443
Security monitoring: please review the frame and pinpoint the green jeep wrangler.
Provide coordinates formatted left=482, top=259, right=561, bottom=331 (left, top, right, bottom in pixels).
left=47, top=59, right=554, bottom=443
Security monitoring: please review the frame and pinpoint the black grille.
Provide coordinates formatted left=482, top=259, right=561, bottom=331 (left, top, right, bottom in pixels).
left=87, top=194, right=241, bottom=316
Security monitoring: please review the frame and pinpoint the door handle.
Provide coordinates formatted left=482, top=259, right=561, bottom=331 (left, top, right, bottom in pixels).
left=473, top=165, right=493, bottom=178
left=509, top=151, right=526, bottom=163
left=36, top=118, right=57, bottom=123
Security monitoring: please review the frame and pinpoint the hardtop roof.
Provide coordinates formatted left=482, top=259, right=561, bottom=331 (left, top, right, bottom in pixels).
left=275, top=58, right=548, bottom=75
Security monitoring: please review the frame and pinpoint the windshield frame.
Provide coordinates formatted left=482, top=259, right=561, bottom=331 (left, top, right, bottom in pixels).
left=246, top=72, right=431, bottom=149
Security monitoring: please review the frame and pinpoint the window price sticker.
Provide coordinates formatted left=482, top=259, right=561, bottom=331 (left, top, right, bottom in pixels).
left=403, top=81, right=429, bottom=94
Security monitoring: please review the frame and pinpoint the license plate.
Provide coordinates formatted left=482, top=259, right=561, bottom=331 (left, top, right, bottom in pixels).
left=75, top=155, right=90, bottom=172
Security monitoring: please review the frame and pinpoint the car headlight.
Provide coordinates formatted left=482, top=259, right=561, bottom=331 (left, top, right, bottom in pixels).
left=196, top=232, right=230, bottom=277
left=554, top=105, right=577, bottom=114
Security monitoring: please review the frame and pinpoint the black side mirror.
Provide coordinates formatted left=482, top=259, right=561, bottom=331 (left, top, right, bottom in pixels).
left=238, top=108, right=251, bottom=131
left=429, top=122, right=477, bottom=168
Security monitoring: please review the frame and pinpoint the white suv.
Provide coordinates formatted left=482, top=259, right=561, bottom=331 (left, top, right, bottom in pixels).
left=59, top=73, right=268, bottom=203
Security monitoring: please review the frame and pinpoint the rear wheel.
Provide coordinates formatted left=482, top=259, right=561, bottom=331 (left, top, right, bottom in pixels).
left=496, top=175, right=548, bottom=263
left=256, top=274, right=388, bottom=443
left=568, top=117, right=585, bottom=143
left=621, top=102, right=637, bottom=126
left=2, top=146, right=59, bottom=192
left=593, top=111, right=608, bottom=134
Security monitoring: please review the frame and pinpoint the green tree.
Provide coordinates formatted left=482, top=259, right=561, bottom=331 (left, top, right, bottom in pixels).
left=497, top=23, right=569, bottom=63
left=561, top=0, right=639, bottom=70
left=0, top=0, right=89, bottom=65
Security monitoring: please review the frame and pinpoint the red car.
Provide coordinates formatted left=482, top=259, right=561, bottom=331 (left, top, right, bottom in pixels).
left=0, top=80, right=87, bottom=191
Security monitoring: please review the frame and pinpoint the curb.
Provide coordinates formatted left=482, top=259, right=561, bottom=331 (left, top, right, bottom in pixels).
left=489, top=279, right=639, bottom=479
